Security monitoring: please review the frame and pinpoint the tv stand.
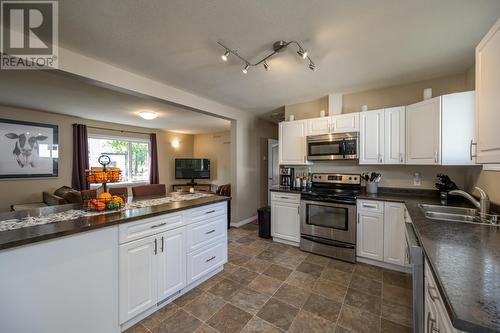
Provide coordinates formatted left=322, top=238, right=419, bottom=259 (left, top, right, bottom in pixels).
left=172, top=182, right=212, bottom=192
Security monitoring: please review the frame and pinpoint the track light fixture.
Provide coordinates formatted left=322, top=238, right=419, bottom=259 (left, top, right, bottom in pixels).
left=217, top=40, right=317, bottom=74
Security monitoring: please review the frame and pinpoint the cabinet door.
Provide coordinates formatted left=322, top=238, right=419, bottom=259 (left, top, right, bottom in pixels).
left=406, top=97, right=440, bottom=165
left=359, top=110, right=385, bottom=164
left=271, top=200, right=300, bottom=243
left=384, top=107, right=406, bottom=164
left=476, top=18, right=500, bottom=163
left=279, top=121, right=307, bottom=164
left=357, top=211, right=384, bottom=261
left=332, top=113, right=359, bottom=133
left=307, top=117, right=332, bottom=136
left=119, top=235, right=158, bottom=323
left=383, top=202, right=406, bottom=266
left=157, top=227, right=186, bottom=303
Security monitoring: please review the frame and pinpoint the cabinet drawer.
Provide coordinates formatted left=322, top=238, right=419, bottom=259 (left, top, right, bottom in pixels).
left=357, top=199, right=384, bottom=214
left=188, top=202, right=227, bottom=223
left=187, top=215, right=227, bottom=252
left=187, top=239, right=227, bottom=284
left=119, top=213, right=183, bottom=244
left=271, top=192, right=300, bottom=204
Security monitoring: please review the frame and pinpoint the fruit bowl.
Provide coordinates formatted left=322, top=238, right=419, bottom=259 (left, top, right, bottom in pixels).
left=84, top=193, right=126, bottom=212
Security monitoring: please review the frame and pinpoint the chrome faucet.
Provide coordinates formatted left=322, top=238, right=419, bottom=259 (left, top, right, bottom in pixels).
left=449, top=187, right=490, bottom=218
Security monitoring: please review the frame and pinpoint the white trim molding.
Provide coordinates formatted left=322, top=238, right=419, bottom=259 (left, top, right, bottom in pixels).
left=231, top=215, right=257, bottom=228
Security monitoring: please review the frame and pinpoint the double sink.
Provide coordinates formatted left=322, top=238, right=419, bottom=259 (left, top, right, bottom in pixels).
left=419, top=204, right=499, bottom=226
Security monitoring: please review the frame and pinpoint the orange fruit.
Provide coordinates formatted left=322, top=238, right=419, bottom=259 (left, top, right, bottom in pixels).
left=99, top=192, right=112, bottom=200
left=95, top=201, right=106, bottom=211
left=112, top=195, right=124, bottom=204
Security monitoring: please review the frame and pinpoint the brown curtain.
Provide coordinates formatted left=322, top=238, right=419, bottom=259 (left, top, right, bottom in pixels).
left=72, top=124, right=89, bottom=190
left=150, top=133, right=159, bottom=184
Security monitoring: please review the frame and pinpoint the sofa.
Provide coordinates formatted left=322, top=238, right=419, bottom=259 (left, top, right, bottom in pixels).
left=11, top=186, right=96, bottom=211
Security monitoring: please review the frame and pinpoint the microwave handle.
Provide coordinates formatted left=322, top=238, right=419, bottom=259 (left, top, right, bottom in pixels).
left=342, top=140, right=347, bottom=157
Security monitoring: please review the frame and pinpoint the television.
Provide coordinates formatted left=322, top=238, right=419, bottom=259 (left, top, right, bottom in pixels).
left=175, top=158, right=210, bottom=181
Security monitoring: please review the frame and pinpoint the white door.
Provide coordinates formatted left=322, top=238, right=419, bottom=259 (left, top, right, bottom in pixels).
left=406, top=97, right=441, bottom=165
left=268, top=139, right=279, bottom=205
left=157, top=227, right=186, bottom=303
left=279, top=121, right=307, bottom=164
left=271, top=201, right=300, bottom=243
left=476, top=18, right=500, bottom=164
left=359, top=110, right=385, bottom=164
left=332, top=113, right=359, bottom=133
left=384, top=107, right=406, bottom=164
left=357, top=212, right=384, bottom=261
left=383, top=202, right=406, bottom=266
left=119, top=235, right=158, bottom=323
left=307, top=117, right=332, bottom=135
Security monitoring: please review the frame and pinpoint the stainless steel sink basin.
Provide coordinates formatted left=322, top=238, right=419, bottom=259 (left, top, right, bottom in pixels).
left=418, top=204, right=498, bottom=226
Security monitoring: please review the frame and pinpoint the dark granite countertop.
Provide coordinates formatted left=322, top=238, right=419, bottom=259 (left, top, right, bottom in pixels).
left=271, top=186, right=500, bottom=332
left=0, top=193, right=230, bottom=252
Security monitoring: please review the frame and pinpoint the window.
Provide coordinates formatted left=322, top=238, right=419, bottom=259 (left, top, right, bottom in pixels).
left=88, top=136, right=150, bottom=183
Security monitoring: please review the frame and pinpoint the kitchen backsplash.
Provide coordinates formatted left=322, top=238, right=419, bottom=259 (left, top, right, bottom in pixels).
left=287, top=161, right=479, bottom=190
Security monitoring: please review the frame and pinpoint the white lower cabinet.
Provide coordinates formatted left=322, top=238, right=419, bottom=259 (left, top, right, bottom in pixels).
left=157, top=227, right=187, bottom=303
left=187, top=239, right=227, bottom=284
left=271, top=193, right=300, bottom=245
left=357, top=200, right=406, bottom=267
left=357, top=210, right=384, bottom=261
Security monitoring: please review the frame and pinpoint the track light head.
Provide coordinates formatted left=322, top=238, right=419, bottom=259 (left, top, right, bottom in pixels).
left=221, top=50, right=230, bottom=61
left=263, top=61, right=270, bottom=71
left=309, top=62, right=316, bottom=71
left=242, top=64, right=249, bottom=74
left=297, top=49, right=308, bottom=59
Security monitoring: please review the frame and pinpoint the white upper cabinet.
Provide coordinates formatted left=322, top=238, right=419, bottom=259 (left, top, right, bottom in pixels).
left=279, top=120, right=307, bottom=165
left=332, top=113, right=360, bottom=133
left=476, top=18, right=500, bottom=164
left=384, top=107, right=406, bottom=164
left=359, top=110, right=385, bottom=164
left=406, top=97, right=441, bottom=165
left=306, top=117, right=331, bottom=136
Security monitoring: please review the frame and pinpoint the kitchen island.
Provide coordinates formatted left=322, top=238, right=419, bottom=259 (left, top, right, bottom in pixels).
left=0, top=193, right=230, bottom=333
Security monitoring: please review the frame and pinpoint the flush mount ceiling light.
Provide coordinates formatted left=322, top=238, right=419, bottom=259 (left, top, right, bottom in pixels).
left=217, top=40, right=317, bottom=74
left=138, top=111, right=158, bottom=120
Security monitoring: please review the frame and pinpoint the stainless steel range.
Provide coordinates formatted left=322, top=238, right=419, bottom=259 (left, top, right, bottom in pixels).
left=300, top=173, right=361, bottom=263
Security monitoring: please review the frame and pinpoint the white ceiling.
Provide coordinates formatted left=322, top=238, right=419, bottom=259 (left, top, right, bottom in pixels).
left=57, top=0, right=500, bottom=114
left=0, top=70, right=230, bottom=134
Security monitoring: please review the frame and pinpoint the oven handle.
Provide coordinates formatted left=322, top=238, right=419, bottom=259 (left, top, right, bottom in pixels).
left=300, top=200, right=356, bottom=209
left=301, top=235, right=355, bottom=249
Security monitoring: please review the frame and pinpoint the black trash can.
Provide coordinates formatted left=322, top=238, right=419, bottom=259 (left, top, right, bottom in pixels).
left=258, top=206, right=271, bottom=239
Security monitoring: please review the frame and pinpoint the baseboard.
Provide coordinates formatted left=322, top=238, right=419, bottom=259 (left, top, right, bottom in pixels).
left=357, top=257, right=410, bottom=273
left=273, top=237, right=299, bottom=247
left=230, top=215, right=257, bottom=228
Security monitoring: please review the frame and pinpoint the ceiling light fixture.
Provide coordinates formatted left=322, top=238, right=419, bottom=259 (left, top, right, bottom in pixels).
left=138, top=111, right=158, bottom=120
left=217, top=40, right=317, bottom=73
left=242, top=63, right=249, bottom=74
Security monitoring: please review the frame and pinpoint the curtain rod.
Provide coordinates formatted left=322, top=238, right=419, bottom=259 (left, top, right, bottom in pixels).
left=86, top=125, right=153, bottom=136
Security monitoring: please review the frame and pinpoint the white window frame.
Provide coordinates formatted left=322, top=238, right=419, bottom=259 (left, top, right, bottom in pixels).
left=88, top=134, right=151, bottom=185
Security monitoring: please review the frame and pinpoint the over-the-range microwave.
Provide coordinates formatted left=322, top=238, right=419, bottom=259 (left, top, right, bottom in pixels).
left=307, top=132, right=358, bottom=160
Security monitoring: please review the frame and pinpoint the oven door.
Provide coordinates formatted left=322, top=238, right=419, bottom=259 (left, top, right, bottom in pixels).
left=300, top=200, right=356, bottom=244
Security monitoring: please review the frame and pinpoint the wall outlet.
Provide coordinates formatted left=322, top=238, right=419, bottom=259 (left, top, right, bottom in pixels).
left=413, top=172, right=422, bottom=186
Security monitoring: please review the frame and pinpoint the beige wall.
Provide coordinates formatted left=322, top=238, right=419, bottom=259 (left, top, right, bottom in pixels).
left=284, top=96, right=328, bottom=120
left=0, top=105, right=193, bottom=211
left=465, top=169, right=500, bottom=206
left=193, top=131, right=231, bottom=186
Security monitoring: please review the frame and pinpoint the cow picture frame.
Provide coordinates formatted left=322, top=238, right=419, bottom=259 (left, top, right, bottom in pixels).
left=0, top=119, right=59, bottom=178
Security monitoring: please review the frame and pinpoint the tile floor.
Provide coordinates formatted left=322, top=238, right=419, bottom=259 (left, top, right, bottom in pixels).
left=126, top=223, right=413, bottom=333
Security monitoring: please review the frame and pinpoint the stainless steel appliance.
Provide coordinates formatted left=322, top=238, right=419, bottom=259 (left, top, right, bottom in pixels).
left=279, top=167, right=294, bottom=188
left=300, top=173, right=360, bottom=263
left=405, top=222, right=424, bottom=333
left=307, top=132, right=358, bottom=161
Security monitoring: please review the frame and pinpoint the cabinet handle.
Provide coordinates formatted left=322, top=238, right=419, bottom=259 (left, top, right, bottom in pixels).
left=298, top=206, right=300, bottom=215
left=434, top=151, right=438, bottom=163
left=205, top=210, right=216, bottom=215
left=205, top=256, right=216, bottom=263
left=279, top=196, right=290, bottom=200
left=205, top=229, right=216, bottom=235
left=362, top=203, right=378, bottom=209
left=161, top=236, right=164, bottom=253
left=400, top=153, right=403, bottom=163
left=427, top=285, right=440, bottom=302
left=470, top=140, right=477, bottom=160
left=357, top=213, right=360, bottom=224
left=151, top=222, right=167, bottom=229
left=154, top=238, right=158, bottom=255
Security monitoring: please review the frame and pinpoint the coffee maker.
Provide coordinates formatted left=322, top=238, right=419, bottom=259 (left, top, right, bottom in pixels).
left=279, top=167, right=294, bottom=188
